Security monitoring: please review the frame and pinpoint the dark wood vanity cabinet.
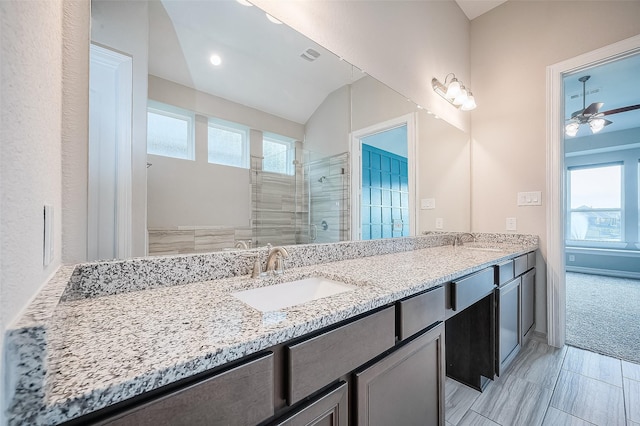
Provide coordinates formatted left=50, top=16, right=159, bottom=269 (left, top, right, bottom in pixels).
left=355, top=323, right=444, bottom=426
left=271, top=382, right=348, bottom=426
left=93, top=353, right=275, bottom=426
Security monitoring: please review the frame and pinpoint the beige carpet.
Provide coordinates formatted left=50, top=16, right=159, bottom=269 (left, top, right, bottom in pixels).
left=566, top=272, right=640, bottom=364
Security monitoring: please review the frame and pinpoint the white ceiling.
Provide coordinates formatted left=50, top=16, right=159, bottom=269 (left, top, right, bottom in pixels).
left=564, top=53, right=640, bottom=138
left=149, top=0, right=362, bottom=124
left=455, top=0, right=507, bottom=20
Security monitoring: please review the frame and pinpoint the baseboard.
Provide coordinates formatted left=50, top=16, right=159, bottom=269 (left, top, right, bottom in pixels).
left=566, top=266, right=640, bottom=280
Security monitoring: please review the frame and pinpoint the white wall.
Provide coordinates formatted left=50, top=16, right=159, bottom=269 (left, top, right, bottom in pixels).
left=0, top=0, right=64, bottom=416
left=470, top=1, right=640, bottom=335
left=304, top=85, right=351, bottom=157
left=251, top=0, right=471, bottom=133
left=91, top=0, right=149, bottom=257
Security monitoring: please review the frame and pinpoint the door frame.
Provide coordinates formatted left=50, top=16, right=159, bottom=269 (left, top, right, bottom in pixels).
left=545, top=34, right=640, bottom=348
left=350, top=113, right=417, bottom=240
left=88, top=43, right=133, bottom=260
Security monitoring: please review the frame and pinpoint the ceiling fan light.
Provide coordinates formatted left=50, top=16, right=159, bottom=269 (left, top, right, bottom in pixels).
left=589, top=118, right=606, bottom=133
left=445, top=79, right=461, bottom=99
left=453, top=88, right=468, bottom=106
left=461, top=93, right=476, bottom=111
left=565, top=122, right=579, bottom=137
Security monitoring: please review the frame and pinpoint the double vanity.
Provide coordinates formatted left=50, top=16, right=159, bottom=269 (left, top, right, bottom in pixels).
left=6, top=233, right=538, bottom=425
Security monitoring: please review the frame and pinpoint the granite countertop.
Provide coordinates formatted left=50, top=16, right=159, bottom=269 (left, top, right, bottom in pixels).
left=8, top=237, right=537, bottom=425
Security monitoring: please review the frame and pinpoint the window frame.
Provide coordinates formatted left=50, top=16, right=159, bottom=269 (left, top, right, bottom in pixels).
left=262, top=133, right=295, bottom=176
left=566, top=161, right=625, bottom=245
left=147, top=100, right=195, bottom=160
left=207, top=118, right=250, bottom=169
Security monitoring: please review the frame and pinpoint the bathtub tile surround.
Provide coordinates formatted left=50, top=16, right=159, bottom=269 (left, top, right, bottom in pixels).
left=5, top=233, right=537, bottom=425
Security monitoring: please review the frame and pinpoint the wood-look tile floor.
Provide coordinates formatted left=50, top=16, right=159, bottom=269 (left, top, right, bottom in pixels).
left=445, top=336, right=640, bottom=426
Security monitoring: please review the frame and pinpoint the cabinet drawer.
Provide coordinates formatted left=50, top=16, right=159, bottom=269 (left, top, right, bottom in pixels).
left=451, top=268, right=495, bottom=312
left=496, top=260, right=514, bottom=286
left=514, top=254, right=528, bottom=276
left=272, top=381, right=348, bottom=426
left=287, top=306, right=395, bottom=405
left=97, top=353, right=274, bottom=426
left=397, top=286, right=444, bottom=340
left=527, top=251, right=536, bottom=269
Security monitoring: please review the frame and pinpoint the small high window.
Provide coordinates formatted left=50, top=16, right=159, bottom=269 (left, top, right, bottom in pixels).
left=208, top=119, right=249, bottom=169
left=263, top=133, right=295, bottom=175
left=147, top=101, right=194, bottom=160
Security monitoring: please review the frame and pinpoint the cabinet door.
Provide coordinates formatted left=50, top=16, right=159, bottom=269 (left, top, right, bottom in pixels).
left=96, top=353, right=274, bottom=426
left=355, top=323, right=445, bottom=426
left=497, top=278, right=520, bottom=375
left=521, top=268, right=535, bottom=339
left=272, top=382, right=348, bottom=426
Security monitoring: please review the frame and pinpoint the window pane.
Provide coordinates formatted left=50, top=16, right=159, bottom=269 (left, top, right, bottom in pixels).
left=263, top=138, right=292, bottom=175
left=208, top=125, right=247, bottom=168
left=569, top=165, right=621, bottom=209
left=569, top=211, right=622, bottom=241
left=147, top=111, right=191, bottom=159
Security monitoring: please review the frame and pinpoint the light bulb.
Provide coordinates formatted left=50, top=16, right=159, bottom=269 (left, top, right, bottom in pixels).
left=461, top=93, right=476, bottom=111
left=266, top=13, right=282, bottom=24
left=589, top=118, right=605, bottom=133
left=445, top=79, right=461, bottom=99
left=209, top=54, right=222, bottom=66
left=453, top=88, right=468, bottom=106
left=565, top=122, right=579, bottom=137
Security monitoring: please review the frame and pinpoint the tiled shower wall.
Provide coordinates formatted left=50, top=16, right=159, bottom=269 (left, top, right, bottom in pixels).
left=149, top=152, right=350, bottom=254
left=306, top=153, right=350, bottom=244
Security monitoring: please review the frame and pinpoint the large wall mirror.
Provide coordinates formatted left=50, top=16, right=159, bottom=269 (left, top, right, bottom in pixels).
left=89, top=0, right=470, bottom=260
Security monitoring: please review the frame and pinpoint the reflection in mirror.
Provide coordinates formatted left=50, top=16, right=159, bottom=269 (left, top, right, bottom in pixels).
left=89, top=0, right=470, bottom=259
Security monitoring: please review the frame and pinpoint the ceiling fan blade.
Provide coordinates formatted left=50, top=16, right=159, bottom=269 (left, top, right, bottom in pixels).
left=582, top=102, right=603, bottom=116
left=601, top=104, right=640, bottom=116
left=602, top=118, right=613, bottom=126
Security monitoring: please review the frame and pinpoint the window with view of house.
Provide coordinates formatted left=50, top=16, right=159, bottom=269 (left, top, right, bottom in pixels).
left=147, top=101, right=195, bottom=160
left=207, top=119, right=249, bottom=169
left=263, top=133, right=295, bottom=175
left=567, top=163, right=623, bottom=242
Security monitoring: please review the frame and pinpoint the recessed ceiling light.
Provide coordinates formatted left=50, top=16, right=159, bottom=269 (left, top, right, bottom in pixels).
left=265, top=13, right=282, bottom=24
left=235, top=0, right=253, bottom=6
left=210, top=54, right=222, bottom=66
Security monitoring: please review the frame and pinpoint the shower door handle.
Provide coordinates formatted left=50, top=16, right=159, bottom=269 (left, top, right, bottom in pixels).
left=310, top=224, right=317, bottom=241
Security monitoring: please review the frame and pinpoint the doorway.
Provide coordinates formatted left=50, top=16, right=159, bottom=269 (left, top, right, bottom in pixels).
left=88, top=44, right=133, bottom=261
left=546, top=34, right=640, bottom=348
left=350, top=114, right=417, bottom=240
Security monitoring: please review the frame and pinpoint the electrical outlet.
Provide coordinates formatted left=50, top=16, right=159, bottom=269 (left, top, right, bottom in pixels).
left=435, top=218, right=444, bottom=229
left=506, top=217, right=517, bottom=231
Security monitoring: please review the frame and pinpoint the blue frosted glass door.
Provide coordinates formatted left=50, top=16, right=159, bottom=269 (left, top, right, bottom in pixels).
left=361, top=143, right=409, bottom=240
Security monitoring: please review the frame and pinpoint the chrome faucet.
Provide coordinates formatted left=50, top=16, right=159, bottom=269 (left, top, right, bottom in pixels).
left=234, top=240, right=248, bottom=249
left=265, top=246, right=289, bottom=275
left=453, top=233, right=476, bottom=247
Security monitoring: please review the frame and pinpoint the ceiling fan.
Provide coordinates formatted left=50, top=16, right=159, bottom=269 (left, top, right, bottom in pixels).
left=565, top=75, right=640, bottom=137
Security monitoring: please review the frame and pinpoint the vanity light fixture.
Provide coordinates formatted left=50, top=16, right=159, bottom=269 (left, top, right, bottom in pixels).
left=432, top=73, right=476, bottom=111
left=235, top=0, right=253, bottom=6
left=265, top=13, right=282, bottom=24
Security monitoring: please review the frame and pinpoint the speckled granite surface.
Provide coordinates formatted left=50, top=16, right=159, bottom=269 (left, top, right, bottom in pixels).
left=6, top=233, right=538, bottom=425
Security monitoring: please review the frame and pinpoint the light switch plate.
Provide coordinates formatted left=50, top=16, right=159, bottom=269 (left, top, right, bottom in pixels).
left=517, top=191, right=542, bottom=206
left=43, top=204, right=53, bottom=266
left=420, top=198, right=436, bottom=210
left=506, top=217, right=517, bottom=231
left=435, top=218, right=444, bottom=229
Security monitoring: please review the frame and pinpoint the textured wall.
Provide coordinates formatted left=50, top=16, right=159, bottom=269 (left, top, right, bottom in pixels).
left=252, top=0, right=471, bottom=133
left=0, top=0, right=64, bottom=415
left=470, top=1, right=640, bottom=335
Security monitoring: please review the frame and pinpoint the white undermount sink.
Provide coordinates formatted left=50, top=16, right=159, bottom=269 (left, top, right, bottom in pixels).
left=232, top=276, right=356, bottom=312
